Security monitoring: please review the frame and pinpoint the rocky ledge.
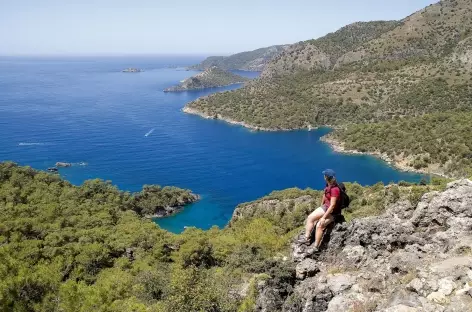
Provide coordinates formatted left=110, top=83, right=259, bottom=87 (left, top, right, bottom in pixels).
left=164, top=66, right=250, bottom=92
left=255, top=179, right=472, bottom=311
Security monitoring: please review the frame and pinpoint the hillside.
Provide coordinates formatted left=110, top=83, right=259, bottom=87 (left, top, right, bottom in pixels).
left=325, top=111, right=472, bottom=178
left=184, top=0, right=472, bottom=177
left=188, top=45, right=289, bottom=71
left=4, top=162, right=472, bottom=311
left=164, top=66, right=250, bottom=92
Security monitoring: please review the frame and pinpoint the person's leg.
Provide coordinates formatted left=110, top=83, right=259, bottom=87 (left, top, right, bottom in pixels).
left=314, top=214, right=334, bottom=248
left=305, top=207, right=325, bottom=240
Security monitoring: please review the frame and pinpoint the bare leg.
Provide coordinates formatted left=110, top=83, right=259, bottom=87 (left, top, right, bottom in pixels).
left=305, top=208, right=325, bottom=239
left=314, top=215, right=334, bottom=248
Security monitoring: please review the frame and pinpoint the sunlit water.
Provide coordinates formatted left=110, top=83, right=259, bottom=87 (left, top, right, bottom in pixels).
left=0, top=56, right=424, bottom=232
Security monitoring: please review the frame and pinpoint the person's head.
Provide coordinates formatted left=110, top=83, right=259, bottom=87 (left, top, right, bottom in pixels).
left=322, top=169, right=336, bottom=185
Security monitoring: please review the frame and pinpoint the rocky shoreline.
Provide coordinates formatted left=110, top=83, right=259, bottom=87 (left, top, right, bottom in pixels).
left=164, top=81, right=245, bottom=92
left=146, top=193, right=200, bottom=219
left=184, top=105, right=449, bottom=178
left=320, top=135, right=449, bottom=178
left=182, top=106, right=318, bottom=132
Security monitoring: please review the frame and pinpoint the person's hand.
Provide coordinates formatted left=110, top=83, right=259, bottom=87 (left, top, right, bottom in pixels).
left=319, top=217, right=326, bottom=226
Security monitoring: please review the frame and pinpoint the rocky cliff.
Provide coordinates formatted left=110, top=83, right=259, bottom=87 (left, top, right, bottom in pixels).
left=164, top=66, right=250, bottom=92
left=250, top=179, right=472, bottom=311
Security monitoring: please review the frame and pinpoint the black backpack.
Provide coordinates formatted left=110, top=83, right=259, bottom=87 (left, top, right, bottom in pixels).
left=336, top=182, right=350, bottom=210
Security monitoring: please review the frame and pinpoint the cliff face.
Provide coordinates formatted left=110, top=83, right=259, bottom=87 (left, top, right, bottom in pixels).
left=189, top=45, right=289, bottom=71
left=249, top=179, right=472, bottom=311
left=164, top=66, right=250, bottom=92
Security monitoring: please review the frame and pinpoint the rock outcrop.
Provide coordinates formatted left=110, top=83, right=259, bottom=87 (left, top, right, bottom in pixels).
left=122, top=68, right=142, bottom=73
left=255, top=180, right=472, bottom=311
left=55, top=162, right=72, bottom=167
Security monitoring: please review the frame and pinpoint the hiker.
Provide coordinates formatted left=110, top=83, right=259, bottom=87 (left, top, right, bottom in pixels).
left=300, top=169, right=342, bottom=250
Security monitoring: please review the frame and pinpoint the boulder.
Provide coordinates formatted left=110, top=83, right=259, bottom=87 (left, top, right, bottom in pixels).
left=295, top=259, right=319, bottom=280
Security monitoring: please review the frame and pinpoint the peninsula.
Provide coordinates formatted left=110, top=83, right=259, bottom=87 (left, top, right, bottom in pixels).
left=164, top=66, right=250, bottom=92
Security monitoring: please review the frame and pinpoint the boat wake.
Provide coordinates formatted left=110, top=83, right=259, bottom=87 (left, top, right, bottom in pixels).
left=18, top=142, right=51, bottom=146
left=144, top=128, right=155, bottom=137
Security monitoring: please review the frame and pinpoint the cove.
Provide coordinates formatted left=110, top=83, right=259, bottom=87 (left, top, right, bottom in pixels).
left=0, top=56, right=424, bottom=233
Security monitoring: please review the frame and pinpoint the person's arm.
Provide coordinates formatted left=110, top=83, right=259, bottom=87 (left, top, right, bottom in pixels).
left=320, top=187, right=339, bottom=224
left=321, top=194, right=326, bottom=207
left=322, top=196, right=337, bottom=219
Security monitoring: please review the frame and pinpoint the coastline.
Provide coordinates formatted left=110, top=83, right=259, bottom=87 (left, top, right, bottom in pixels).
left=145, top=193, right=201, bottom=219
left=182, top=106, right=318, bottom=132
left=164, top=81, right=247, bottom=92
left=183, top=105, right=449, bottom=178
left=320, top=135, right=449, bottom=178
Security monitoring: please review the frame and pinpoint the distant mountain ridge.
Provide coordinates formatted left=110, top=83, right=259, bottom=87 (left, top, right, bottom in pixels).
left=164, top=66, right=250, bottom=92
left=188, top=45, right=289, bottom=71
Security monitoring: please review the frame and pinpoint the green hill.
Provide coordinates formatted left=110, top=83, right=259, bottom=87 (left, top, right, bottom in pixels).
left=188, top=45, right=289, bottom=71
left=0, top=162, right=448, bottom=312
left=185, top=0, right=472, bottom=177
left=164, top=66, right=250, bottom=92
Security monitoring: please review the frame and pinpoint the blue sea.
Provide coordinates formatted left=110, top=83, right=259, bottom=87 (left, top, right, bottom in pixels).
left=0, top=56, right=424, bottom=233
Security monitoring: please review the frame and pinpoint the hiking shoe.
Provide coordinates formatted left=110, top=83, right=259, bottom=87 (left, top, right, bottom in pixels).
left=297, top=236, right=311, bottom=246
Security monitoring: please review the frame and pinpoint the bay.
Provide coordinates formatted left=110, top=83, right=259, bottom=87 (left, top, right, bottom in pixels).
left=0, top=56, right=424, bottom=233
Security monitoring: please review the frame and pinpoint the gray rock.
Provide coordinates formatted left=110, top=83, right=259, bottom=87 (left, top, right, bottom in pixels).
left=438, top=277, right=456, bottom=296
left=407, top=278, right=424, bottom=294
left=384, top=305, right=419, bottom=312
left=326, top=273, right=356, bottom=294
left=257, top=180, right=472, bottom=311
left=326, top=293, right=367, bottom=312
left=390, top=251, right=420, bottom=274
left=296, top=259, right=319, bottom=280
left=445, top=294, right=472, bottom=312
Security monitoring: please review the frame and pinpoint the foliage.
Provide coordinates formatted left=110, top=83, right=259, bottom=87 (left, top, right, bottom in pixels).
left=165, top=67, right=250, bottom=92
left=189, top=45, right=288, bottom=71
left=0, top=163, right=450, bottom=311
left=0, top=163, right=293, bottom=311
left=333, top=112, right=472, bottom=177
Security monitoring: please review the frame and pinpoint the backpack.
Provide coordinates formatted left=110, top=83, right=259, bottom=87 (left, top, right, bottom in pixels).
left=336, top=182, right=350, bottom=210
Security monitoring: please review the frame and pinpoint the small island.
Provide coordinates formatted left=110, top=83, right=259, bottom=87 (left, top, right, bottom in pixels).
left=122, top=68, right=142, bottom=73
left=163, top=66, right=250, bottom=92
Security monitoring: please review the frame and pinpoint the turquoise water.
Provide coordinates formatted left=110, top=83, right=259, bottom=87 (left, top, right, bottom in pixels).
left=0, top=56, right=424, bottom=233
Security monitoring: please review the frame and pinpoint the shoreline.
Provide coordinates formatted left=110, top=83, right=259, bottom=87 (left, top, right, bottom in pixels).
left=182, top=106, right=318, bottom=132
left=320, top=135, right=449, bottom=178
left=164, top=81, right=247, bottom=93
left=145, top=193, right=201, bottom=219
left=182, top=106, right=450, bottom=179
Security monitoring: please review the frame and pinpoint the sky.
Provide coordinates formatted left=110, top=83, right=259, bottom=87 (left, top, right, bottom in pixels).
left=1, top=0, right=438, bottom=56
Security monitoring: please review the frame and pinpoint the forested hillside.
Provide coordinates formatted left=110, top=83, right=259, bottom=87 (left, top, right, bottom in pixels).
left=188, top=45, right=289, bottom=71
left=0, top=163, right=446, bottom=311
left=164, top=66, right=249, bottom=92
left=185, top=0, right=472, bottom=177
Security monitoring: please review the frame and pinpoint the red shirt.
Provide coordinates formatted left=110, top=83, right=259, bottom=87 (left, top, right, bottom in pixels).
left=324, top=184, right=341, bottom=211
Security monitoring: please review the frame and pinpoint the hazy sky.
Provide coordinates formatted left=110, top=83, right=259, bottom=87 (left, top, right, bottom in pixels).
left=1, top=0, right=438, bottom=56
